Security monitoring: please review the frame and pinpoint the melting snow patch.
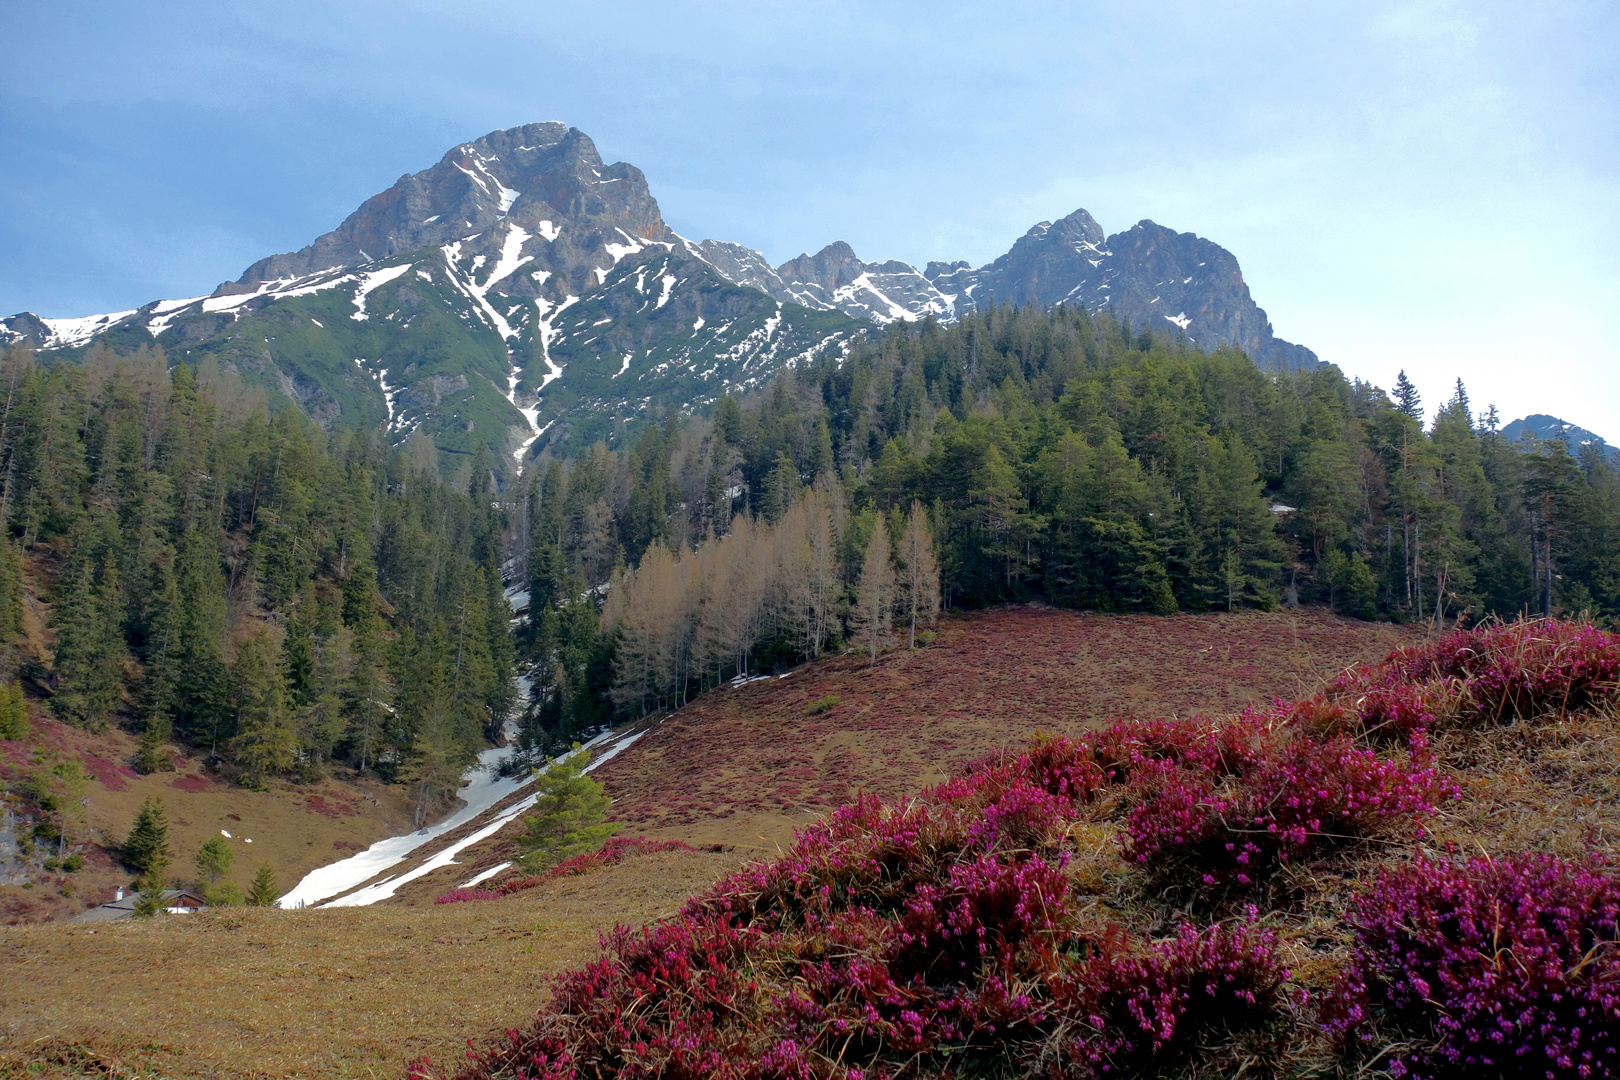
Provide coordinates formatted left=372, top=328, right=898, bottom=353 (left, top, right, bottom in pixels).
left=1163, top=312, right=1191, bottom=331
left=604, top=228, right=645, bottom=263
left=458, top=862, right=511, bottom=889
left=298, top=731, right=617, bottom=908
left=350, top=264, right=413, bottom=321
left=657, top=274, right=677, bottom=309
left=613, top=353, right=633, bottom=378
left=40, top=310, right=138, bottom=348
left=146, top=296, right=206, bottom=337
left=536, top=220, right=560, bottom=242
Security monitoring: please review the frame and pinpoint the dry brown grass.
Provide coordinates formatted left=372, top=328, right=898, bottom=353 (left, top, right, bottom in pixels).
left=1, top=717, right=427, bottom=926
left=0, top=606, right=1422, bottom=1077
left=0, top=846, right=745, bottom=1079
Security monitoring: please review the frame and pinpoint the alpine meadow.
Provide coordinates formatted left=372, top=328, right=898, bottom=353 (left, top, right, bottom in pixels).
left=2, top=58, right=1619, bottom=1080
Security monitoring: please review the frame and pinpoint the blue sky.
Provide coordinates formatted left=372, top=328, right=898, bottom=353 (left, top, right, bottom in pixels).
left=2, top=1, right=1616, bottom=431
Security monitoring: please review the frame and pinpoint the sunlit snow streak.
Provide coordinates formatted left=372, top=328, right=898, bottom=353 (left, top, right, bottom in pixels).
left=350, top=264, right=413, bottom=321
left=458, top=862, right=512, bottom=889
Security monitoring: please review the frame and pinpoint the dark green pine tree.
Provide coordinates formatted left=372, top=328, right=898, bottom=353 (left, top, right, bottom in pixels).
left=246, top=862, right=279, bottom=906
left=172, top=537, right=233, bottom=757
left=481, top=565, right=517, bottom=739
left=0, top=539, right=23, bottom=647
left=1393, top=370, right=1423, bottom=420
left=50, top=540, right=128, bottom=729
left=123, top=795, right=172, bottom=881
left=135, top=564, right=181, bottom=774
left=229, top=631, right=297, bottom=789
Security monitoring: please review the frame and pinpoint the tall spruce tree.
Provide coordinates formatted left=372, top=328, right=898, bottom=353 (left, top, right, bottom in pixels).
left=123, top=795, right=172, bottom=881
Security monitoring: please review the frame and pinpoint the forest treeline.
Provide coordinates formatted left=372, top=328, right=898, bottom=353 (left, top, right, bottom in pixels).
left=515, top=302, right=1620, bottom=744
left=0, top=342, right=513, bottom=819
left=3, top=297, right=1618, bottom=789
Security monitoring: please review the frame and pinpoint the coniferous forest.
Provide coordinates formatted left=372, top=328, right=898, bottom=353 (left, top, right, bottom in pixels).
left=3, top=298, right=1619, bottom=790
left=0, top=343, right=514, bottom=818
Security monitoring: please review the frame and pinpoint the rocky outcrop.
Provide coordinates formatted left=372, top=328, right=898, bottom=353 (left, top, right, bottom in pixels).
left=230, top=122, right=675, bottom=306
left=916, top=211, right=1317, bottom=371
left=683, top=207, right=1317, bottom=369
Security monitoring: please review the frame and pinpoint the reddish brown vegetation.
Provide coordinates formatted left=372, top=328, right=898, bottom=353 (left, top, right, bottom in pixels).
left=305, top=794, right=362, bottom=818
left=420, top=619, right=1620, bottom=1080
left=594, top=606, right=1412, bottom=839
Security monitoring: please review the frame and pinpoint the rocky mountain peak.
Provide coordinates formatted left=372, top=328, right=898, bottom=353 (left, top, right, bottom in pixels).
left=229, top=122, right=673, bottom=299
left=776, top=242, right=866, bottom=293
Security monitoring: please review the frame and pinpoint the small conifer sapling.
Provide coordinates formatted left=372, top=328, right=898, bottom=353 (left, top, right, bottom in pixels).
left=515, top=746, right=616, bottom=869
left=247, top=863, right=279, bottom=906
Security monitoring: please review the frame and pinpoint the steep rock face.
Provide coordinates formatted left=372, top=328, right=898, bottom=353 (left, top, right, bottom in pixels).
left=233, top=122, right=674, bottom=305
left=772, top=242, right=954, bottom=323
left=687, top=240, right=790, bottom=297
left=952, top=209, right=1110, bottom=310
left=682, top=208, right=1316, bottom=369
left=921, top=211, right=1317, bottom=371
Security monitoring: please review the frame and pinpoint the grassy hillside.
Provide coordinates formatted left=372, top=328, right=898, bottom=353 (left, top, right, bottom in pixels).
left=0, top=713, right=426, bottom=926
left=417, top=617, right=1620, bottom=1080
left=1, top=605, right=1413, bottom=1077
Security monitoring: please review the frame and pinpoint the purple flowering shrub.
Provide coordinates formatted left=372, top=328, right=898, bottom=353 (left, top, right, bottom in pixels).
left=1330, top=854, right=1620, bottom=1080
left=1046, top=919, right=1293, bottom=1076
left=1121, top=734, right=1455, bottom=891
left=1286, top=619, right=1620, bottom=744
left=416, top=620, right=1620, bottom=1080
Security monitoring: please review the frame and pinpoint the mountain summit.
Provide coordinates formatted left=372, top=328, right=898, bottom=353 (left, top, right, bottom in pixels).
left=229, top=123, right=672, bottom=303
left=2, top=122, right=1318, bottom=473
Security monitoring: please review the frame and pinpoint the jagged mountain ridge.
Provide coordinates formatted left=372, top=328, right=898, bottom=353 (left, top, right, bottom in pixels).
left=715, top=208, right=1316, bottom=371
left=2, top=121, right=1318, bottom=473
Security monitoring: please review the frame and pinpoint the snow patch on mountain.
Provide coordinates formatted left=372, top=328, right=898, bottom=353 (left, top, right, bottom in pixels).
left=349, top=264, right=412, bottom=321
left=33, top=310, right=138, bottom=348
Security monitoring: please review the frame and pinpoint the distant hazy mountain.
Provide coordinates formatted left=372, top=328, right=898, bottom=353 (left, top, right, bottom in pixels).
left=1502, top=414, right=1618, bottom=459
left=2, top=121, right=1318, bottom=473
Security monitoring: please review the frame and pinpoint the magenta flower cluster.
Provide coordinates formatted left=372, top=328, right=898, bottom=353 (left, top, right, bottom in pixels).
left=1121, top=728, right=1456, bottom=890
left=1330, top=853, right=1620, bottom=1079
left=1286, top=618, right=1620, bottom=743
left=1049, top=917, right=1292, bottom=1075
left=408, top=619, right=1620, bottom=1080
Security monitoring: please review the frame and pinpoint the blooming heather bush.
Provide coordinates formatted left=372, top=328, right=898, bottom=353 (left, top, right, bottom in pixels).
left=1044, top=919, right=1292, bottom=1076
left=891, top=853, right=1070, bottom=983
left=1088, top=713, right=1277, bottom=780
left=1122, top=736, right=1455, bottom=890
left=1331, top=854, right=1620, bottom=1079
left=696, top=794, right=970, bottom=929
left=1289, top=619, right=1620, bottom=744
